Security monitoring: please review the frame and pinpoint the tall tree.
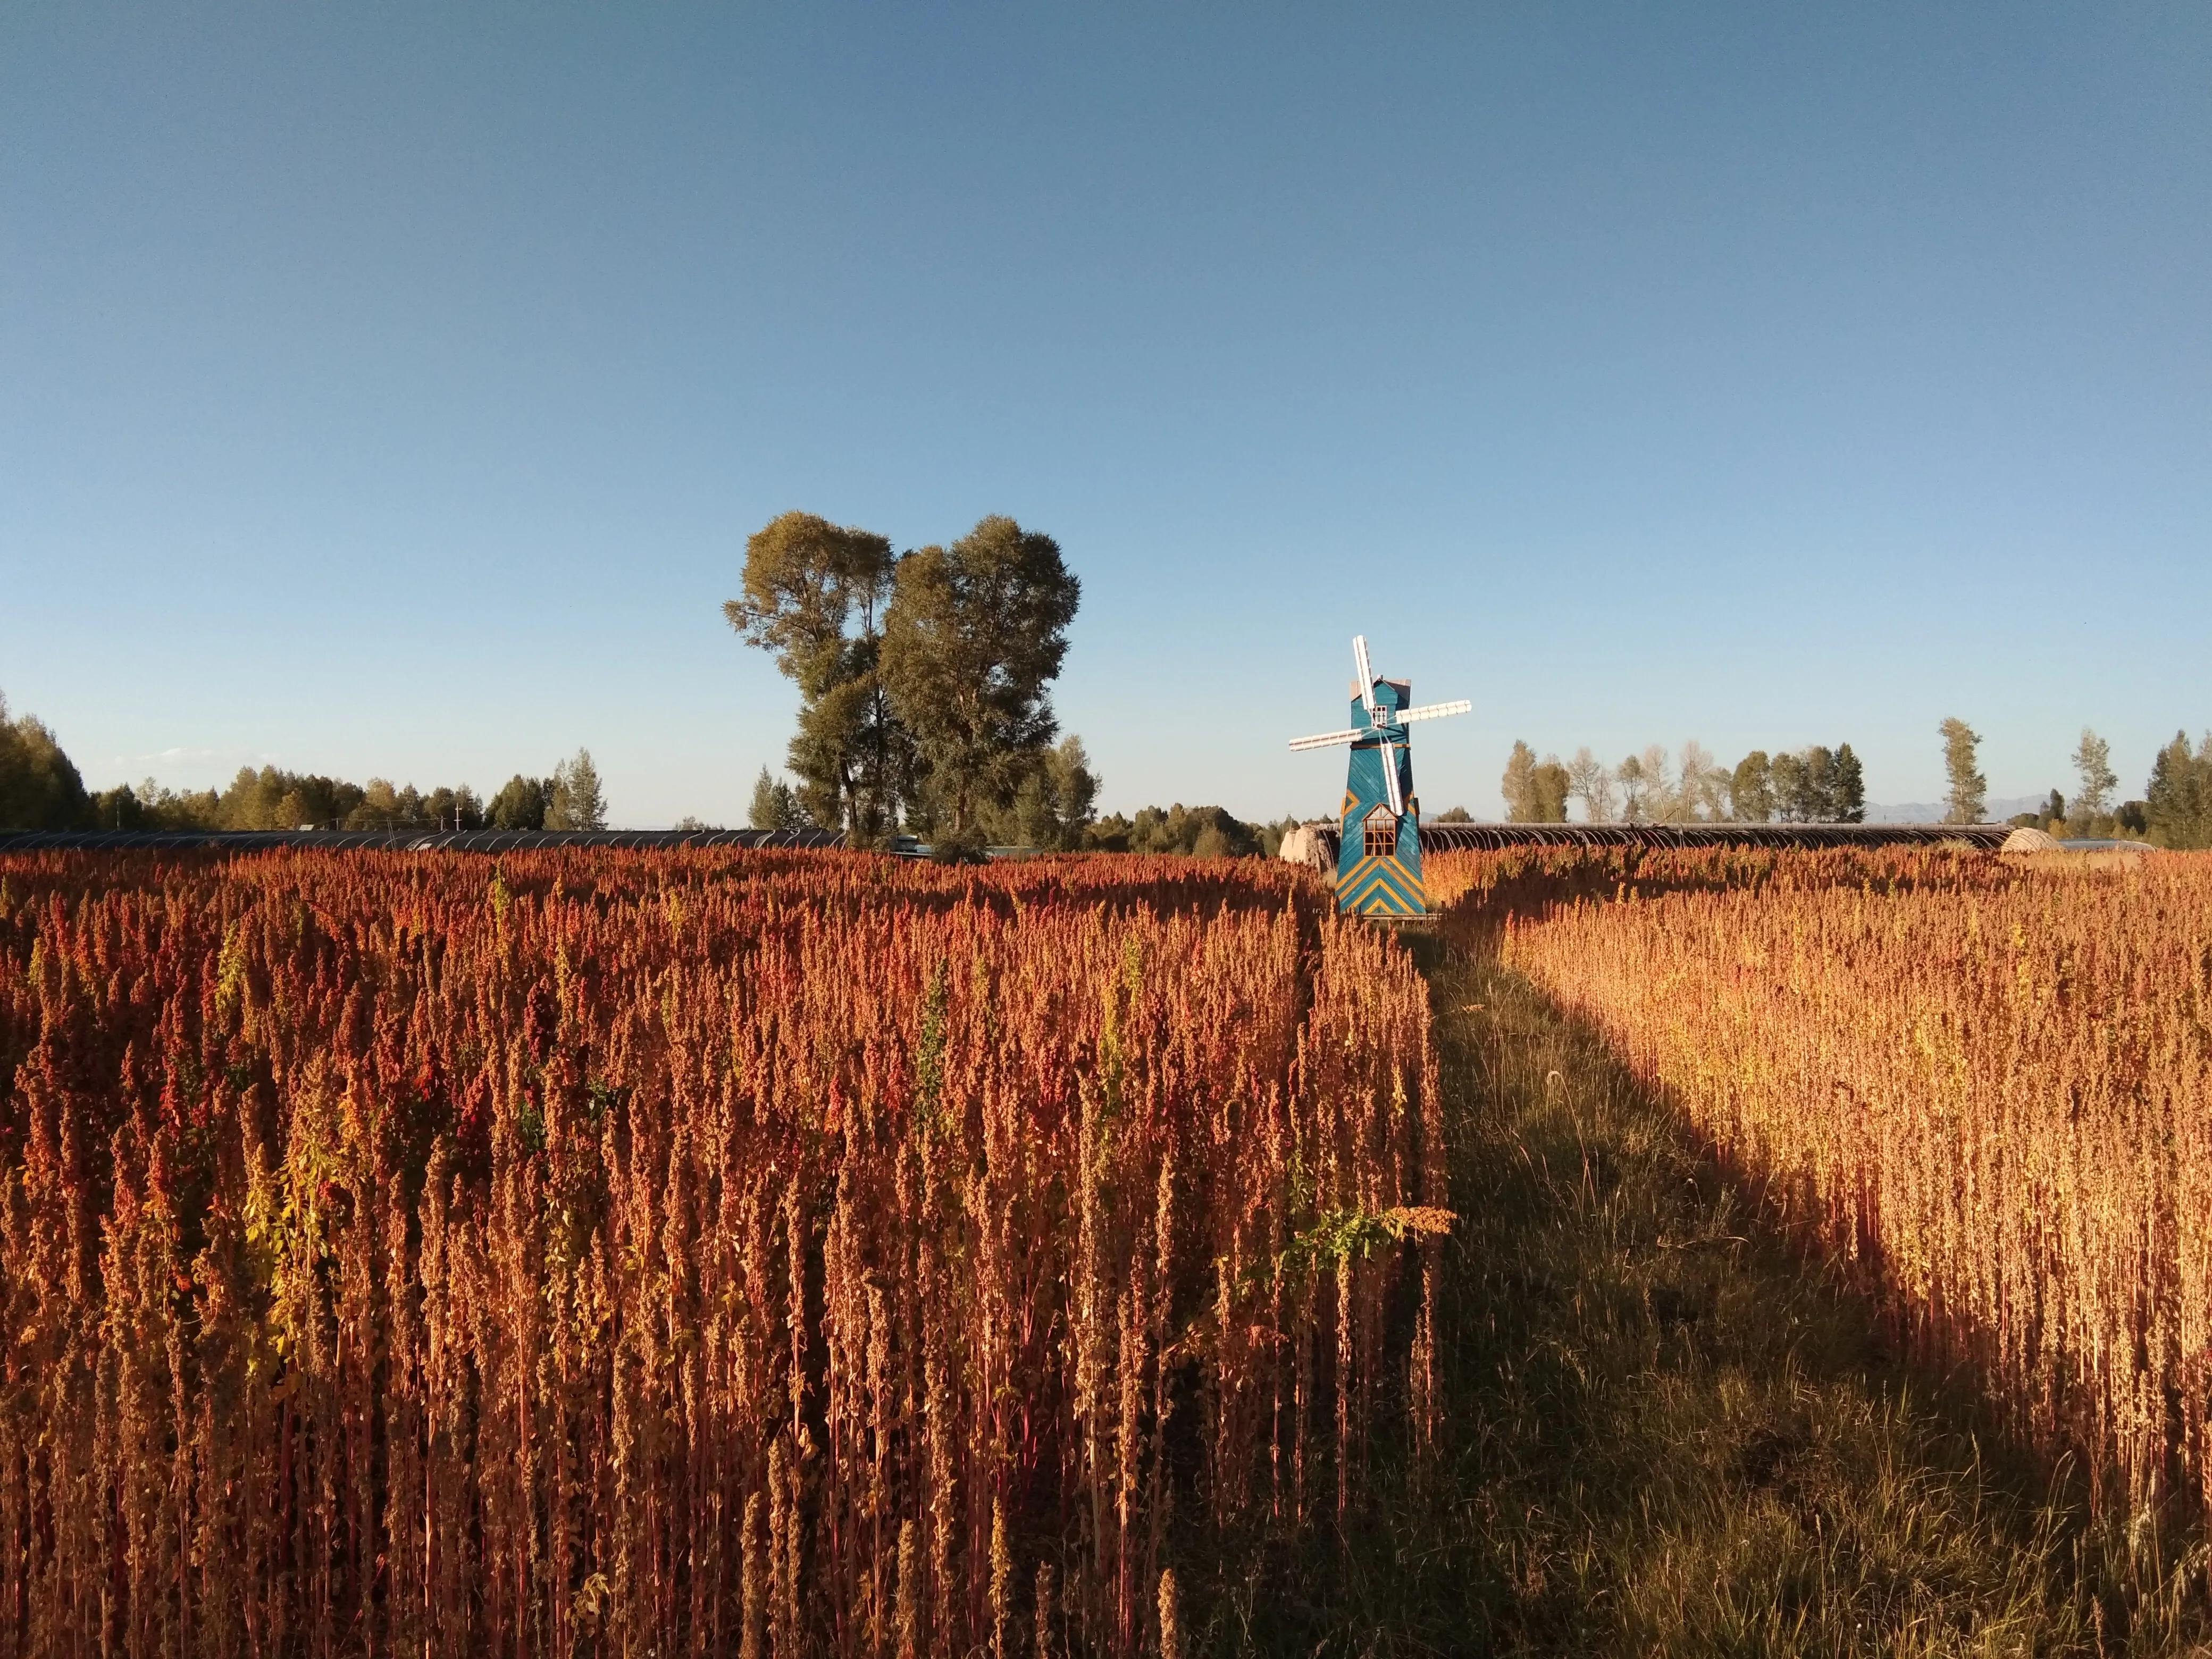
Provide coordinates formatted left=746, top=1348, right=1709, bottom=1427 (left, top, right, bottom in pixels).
left=2145, top=731, right=2212, bottom=849
left=1565, top=747, right=1614, bottom=822
left=880, top=517, right=1080, bottom=845
left=725, top=512, right=902, bottom=842
left=748, top=766, right=806, bottom=831
left=1500, top=741, right=1539, bottom=822
left=546, top=749, right=608, bottom=831
left=1529, top=756, right=1572, bottom=823
left=0, top=693, right=89, bottom=830
left=1940, top=717, right=1987, bottom=824
left=1729, top=751, right=1774, bottom=822
left=1615, top=752, right=1649, bottom=822
left=1044, top=736, right=1100, bottom=843
left=1769, top=751, right=1808, bottom=821
left=1634, top=744, right=1675, bottom=820
left=2072, top=728, right=2117, bottom=822
left=1675, top=740, right=1725, bottom=821
left=995, top=734, right=1100, bottom=850
left=488, top=774, right=550, bottom=831
left=1831, top=742, right=1866, bottom=822
left=1802, top=746, right=1838, bottom=820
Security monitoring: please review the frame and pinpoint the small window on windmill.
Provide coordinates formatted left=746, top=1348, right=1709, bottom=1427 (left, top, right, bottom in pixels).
left=1363, top=808, right=1399, bottom=859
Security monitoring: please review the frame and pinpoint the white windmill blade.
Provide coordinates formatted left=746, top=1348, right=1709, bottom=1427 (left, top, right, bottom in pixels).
left=1288, top=727, right=1363, bottom=751
left=1351, top=635, right=1378, bottom=716
left=1397, top=699, right=1472, bottom=724
left=1378, top=734, right=1405, bottom=815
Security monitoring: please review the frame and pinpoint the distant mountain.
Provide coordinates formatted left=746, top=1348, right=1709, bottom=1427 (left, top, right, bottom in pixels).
left=1863, top=795, right=2045, bottom=824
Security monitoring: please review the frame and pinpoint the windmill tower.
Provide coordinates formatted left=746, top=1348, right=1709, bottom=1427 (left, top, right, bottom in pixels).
left=1288, top=635, right=1470, bottom=916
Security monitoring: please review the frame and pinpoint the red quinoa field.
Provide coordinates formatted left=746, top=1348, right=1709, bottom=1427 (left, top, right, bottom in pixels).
left=0, top=850, right=1444, bottom=1657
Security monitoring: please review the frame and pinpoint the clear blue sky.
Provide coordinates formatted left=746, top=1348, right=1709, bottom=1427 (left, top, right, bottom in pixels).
left=4, top=4, right=2206, bottom=824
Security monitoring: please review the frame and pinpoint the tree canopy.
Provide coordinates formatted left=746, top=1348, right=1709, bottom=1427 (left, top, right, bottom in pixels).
left=488, top=775, right=550, bottom=831
left=728, top=512, right=1084, bottom=850
left=1940, top=717, right=1988, bottom=824
left=546, top=749, right=608, bottom=831
left=878, top=516, right=1082, bottom=847
left=2072, top=728, right=2118, bottom=825
left=2146, top=731, right=2212, bottom=848
left=1730, top=752, right=1775, bottom=823
left=748, top=767, right=808, bottom=832
left=0, top=695, right=88, bottom=830
left=724, top=512, right=902, bottom=841
left=1084, top=803, right=1277, bottom=858
left=983, top=735, right=1099, bottom=851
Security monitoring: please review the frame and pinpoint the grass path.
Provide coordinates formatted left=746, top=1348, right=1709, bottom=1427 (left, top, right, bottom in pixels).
left=1193, top=934, right=2198, bottom=1655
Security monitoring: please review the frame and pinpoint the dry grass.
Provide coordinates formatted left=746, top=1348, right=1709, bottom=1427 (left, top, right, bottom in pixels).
left=1184, top=928, right=2205, bottom=1655
left=1457, top=849, right=2212, bottom=1531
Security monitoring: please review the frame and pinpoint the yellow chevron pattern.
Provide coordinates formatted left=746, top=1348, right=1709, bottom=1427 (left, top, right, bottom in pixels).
left=1334, top=852, right=1426, bottom=916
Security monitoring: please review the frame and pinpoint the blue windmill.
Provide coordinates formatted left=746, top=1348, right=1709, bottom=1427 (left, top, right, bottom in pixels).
left=1288, top=635, right=1470, bottom=916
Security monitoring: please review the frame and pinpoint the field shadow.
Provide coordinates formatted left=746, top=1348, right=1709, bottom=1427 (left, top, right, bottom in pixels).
left=1184, top=929, right=2199, bottom=1657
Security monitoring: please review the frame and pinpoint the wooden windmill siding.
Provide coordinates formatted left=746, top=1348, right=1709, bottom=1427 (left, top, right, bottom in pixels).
left=1288, top=636, right=1469, bottom=917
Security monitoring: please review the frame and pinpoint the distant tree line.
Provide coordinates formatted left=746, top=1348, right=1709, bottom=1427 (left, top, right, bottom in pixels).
left=744, top=736, right=1105, bottom=851
left=2143, top=732, right=2212, bottom=847
left=2006, top=725, right=2210, bottom=848
left=1497, top=739, right=1867, bottom=824
left=0, top=694, right=609, bottom=832
left=1082, top=805, right=1303, bottom=859
left=749, top=759, right=1298, bottom=860
left=0, top=696, right=82, bottom=830
left=1486, top=718, right=2210, bottom=848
